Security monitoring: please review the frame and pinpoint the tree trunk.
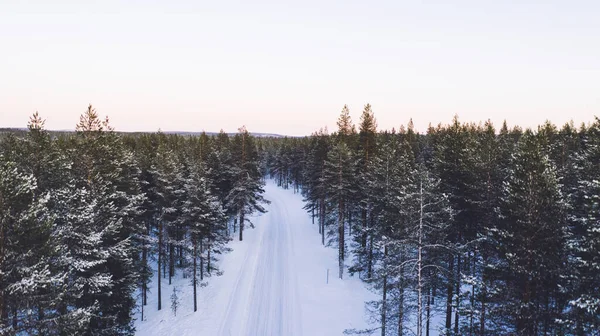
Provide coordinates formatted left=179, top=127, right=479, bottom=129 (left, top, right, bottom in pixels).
left=418, top=179, right=424, bottom=336
left=361, top=208, right=367, bottom=249
left=318, top=204, right=321, bottom=234
left=141, top=296, right=144, bottom=322
left=193, top=236, right=198, bottom=312
left=179, top=244, right=184, bottom=268
left=338, top=200, right=344, bottom=279
left=169, top=242, right=174, bottom=285
left=367, top=212, right=374, bottom=279
left=142, top=221, right=149, bottom=306
left=381, top=244, right=388, bottom=336
left=207, top=241, right=212, bottom=276
left=225, top=216, right=229, bottom=236
left=158, top=220, right=162, bottom=310
left=348, top=209, right=352, bottom=235
left=470, top=252, right=475, bottom=336
left=480, top=251, right=487, bottom=336
left=200, top=238, right=204, bottom=281
left=446, top=255, right=454, bottom=334
left=426, top=287, right=431, bottom=336
left=163, top=249, right=167, bottom=279
left=321, top=201, right=325, bottom=243
left=455, top=254, right=461, bottom=335
left=239, top=209, right=245, bottom=241
left=398, top=252, right=404, bottom=336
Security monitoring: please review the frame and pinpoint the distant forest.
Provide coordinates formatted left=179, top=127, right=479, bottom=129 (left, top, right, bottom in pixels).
left=1, top=105, right=599, bottom=335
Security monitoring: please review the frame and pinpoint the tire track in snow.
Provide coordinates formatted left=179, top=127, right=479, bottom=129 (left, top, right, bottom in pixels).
left=217, top=216, right=266, bottom=336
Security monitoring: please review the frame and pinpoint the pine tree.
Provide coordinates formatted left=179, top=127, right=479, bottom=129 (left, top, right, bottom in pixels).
left=323, top=142, right=357, bottom=279
left=150, top=136, right=179, bottom=311
left=0, top=157, right=55, bottom=334
left=301, top=128, right=330, bottom=246
left=431, top=116, right=478, bottom=334
left=71, top=105, right=145, bottom=334
left=356, top=136, right=413, bottom=335
left=492, top=130, right=566, bottom=335
left=227, top=126, right=268, bottom=241
left=184, top=162, right=227, bottom=312
left=131, top=134, right=158, bottom=321
left=566, top=117, right=600, bottom=333
left=357, top=104, right=378, bottom=279
left=337, top=105, right=356, bottom=144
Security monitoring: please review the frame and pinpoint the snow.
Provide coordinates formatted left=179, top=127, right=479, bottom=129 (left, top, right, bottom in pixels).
left=135, top=180, right=376, bottom=336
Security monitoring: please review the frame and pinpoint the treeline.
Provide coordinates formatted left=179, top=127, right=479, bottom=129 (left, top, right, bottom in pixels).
left=0, top=106, right=267, bottom=335
left=266, top=105, right=599, bottom=336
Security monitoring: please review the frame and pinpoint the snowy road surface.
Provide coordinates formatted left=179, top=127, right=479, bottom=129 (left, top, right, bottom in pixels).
left=136, top=181, right=375, bottom=336
left=217, top=193, right=302, bottom=336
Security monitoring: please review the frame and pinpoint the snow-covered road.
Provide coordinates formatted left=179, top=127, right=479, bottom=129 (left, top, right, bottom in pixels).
left=218, top=193, right=302, bottom=336
left=136, top=181, right=375, bottom=336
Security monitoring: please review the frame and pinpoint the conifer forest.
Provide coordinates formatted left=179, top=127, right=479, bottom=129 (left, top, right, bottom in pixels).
left=1, top=104, right=599, bottom=336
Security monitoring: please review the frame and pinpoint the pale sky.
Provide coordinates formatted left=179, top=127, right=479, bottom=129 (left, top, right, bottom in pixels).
left=1, top=0, right=599, bottom=135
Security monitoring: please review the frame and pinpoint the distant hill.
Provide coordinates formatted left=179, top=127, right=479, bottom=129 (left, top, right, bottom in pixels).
left=161, top=131, right=290, bottom=138
left=0, top=128, right=296, bottom=138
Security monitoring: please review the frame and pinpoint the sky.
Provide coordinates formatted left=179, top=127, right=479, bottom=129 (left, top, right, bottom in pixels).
left=1, top=0, right=599, bottom=135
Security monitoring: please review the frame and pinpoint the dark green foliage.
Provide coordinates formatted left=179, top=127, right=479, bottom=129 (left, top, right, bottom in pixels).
left=266, top=107, right=599, bottom=336
left=0, top=107, right=266, bottom=335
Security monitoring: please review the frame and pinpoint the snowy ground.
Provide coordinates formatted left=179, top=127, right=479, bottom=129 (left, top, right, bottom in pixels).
left=135, top=180, right=376, bottom=336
